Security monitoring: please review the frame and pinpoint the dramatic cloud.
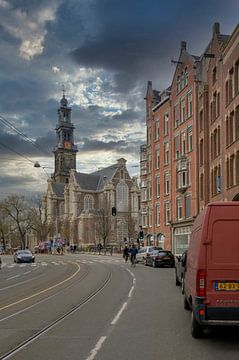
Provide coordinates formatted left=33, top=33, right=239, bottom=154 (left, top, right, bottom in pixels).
left=0, top=0, right=238, bottom=197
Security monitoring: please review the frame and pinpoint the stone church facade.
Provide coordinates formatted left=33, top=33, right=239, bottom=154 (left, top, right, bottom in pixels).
left=43, top=94, right=140, bottom=248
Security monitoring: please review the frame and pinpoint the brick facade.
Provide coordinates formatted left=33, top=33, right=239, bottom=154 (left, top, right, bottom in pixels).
left=141, top=23, right=239, bottom=255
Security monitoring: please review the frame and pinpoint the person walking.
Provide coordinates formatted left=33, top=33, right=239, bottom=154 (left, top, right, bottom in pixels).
left=123, top=245, right=129, bottom=262
left=129, top=244, right=138, bottom=267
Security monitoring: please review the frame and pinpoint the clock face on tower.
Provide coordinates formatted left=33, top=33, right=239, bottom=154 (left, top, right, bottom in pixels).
left=64, top=141, right=71, bottom=149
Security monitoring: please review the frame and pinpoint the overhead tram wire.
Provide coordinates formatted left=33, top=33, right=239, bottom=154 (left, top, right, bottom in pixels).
left=0, top=114, right=51, bottom=157
left=0, top=141, right=36, bottom=165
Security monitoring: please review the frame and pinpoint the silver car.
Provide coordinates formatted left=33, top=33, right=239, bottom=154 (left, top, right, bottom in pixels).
left=137, top=246, right=162, bottom=264
left=14, top=250, right=35, bottom=263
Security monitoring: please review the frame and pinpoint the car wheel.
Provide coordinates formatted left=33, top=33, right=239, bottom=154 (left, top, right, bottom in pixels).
left=191, top=312, right=204, bottom=338
left=184, top=296, right=191, bottom=311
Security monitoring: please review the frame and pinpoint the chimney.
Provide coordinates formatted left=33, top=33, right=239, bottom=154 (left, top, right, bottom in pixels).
left=213, top=22, right=220, bottom=35
left=181, top=41, right=187, bottom=51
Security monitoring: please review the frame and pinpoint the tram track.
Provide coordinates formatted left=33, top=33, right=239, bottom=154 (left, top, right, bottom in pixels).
left=0, top=268, right=112, bottom=359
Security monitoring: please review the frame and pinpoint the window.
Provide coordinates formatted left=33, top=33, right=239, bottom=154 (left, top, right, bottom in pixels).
left=84, top=194, right=94, bottom=211
left=177, top=197, right=183, bottom=220
left=185, top=68, right=188, bottom=86
left=181, top=98, right=186, bottom=123
left=155, top=148, right=160, bottom=169
left=155, top=120, right=160, bottom=141
left=116, top=181, right=129, bottom=212
left=156, top=203, right=160, bottom=226
left=164, top=172, right=170, bottom=195
left=164, top=112, right=169, bottom=136
left=165, top=201, right=170, bottom=225
left=188, top=125, right=193, bottom=152
left=187, top=92, right=193, bottom=117
left=141, top=188, right=147, bottom=202
left=164, top=141, right=169, bottom=165
left=174, top=135, right=179, bottom=159
left=156, top=175, right=160, bottom=197
left=181, top=132, right=186, bottom=156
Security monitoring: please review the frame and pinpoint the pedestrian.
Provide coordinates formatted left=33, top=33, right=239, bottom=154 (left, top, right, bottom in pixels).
left=129, top=244, right=138, bottom=266
left=123, top=245, right=129, bottom=262
left=97, top=242, right=103, bottom=255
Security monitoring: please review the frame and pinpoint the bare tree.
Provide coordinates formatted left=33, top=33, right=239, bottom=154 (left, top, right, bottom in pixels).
left=0, top=204, right=11, bottom=252
left=0, top=195, right=33, bottom=249
left=95, top=208, right=111, bottom=247
left=28, top=194, right=49, bottom=242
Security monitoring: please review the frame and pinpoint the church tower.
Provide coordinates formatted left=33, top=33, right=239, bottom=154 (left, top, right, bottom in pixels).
left=53, top=90, right=78, bottom=183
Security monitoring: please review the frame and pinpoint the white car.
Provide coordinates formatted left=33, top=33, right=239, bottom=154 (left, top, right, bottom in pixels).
left=137, top=246, right=162, bottom=264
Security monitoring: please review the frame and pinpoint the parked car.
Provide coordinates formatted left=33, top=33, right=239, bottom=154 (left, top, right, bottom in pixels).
left=137, top=246, right=162, bottom=264
left=175, top=250, right=187, bottom=292
left=14, top=249, right=35, bottom=263
left=145, top=250, right=175, bottom=268
left=184, top=202, right=239, bottom=338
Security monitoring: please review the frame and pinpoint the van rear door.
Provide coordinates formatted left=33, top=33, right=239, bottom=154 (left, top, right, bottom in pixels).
left=206, top=204, right=239, bottom=310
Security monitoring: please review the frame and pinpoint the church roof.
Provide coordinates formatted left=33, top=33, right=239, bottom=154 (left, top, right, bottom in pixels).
left=75, top=163, right=118, bottom=191
left=52, top=182, right=65, bottom=198
left=75, top=173, right=101, bottom=191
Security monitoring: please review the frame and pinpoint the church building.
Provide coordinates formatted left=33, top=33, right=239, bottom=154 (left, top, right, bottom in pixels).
left=43, top=93, right=140, bottom=249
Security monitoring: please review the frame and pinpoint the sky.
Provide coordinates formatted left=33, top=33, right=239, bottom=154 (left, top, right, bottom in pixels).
left=0, top=0, right=238, bottom=198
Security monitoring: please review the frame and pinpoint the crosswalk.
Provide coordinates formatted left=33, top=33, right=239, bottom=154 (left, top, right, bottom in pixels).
left=1, top=258, right=122, bottom=269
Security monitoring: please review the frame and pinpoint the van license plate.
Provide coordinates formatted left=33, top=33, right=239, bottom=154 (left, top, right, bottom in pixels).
left=215, top=281, right=239, bottom=291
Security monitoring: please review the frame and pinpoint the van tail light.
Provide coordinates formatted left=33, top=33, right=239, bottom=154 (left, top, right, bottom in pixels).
left=196, top=269, right=206, bottom=297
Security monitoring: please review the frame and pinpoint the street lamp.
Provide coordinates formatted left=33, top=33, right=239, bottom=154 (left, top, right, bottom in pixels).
left=34, top=162, right=53, bottom=178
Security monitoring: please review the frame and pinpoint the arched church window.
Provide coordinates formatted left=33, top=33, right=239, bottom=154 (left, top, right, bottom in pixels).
left=116, top=181, right=128, bottom=212
left=84, top=194, right=94, bottom=211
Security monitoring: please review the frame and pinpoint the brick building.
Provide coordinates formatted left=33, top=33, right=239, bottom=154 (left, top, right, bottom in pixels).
left=141, top=23, right=239, bottom=255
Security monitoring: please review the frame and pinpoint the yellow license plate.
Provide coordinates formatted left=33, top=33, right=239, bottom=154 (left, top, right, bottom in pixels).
left=216, top=282, right=239, bottom=291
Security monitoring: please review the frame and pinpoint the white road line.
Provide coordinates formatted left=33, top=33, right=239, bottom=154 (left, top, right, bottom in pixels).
left=23, top=271, right=31, bottom=275
left=128, top=285, right=134, bottom=298
left=85, top=336, right=107, bottom=360
left=111, top=302, right=128, bottom=325
left=6, top=275, right=20, bottom=281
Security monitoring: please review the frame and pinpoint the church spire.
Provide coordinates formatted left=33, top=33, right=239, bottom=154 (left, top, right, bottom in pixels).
left=53, top=89, right=78, bottom=183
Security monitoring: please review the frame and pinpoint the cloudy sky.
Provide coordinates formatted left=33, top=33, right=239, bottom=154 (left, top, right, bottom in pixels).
left=0, top=0, right=238, bottom=198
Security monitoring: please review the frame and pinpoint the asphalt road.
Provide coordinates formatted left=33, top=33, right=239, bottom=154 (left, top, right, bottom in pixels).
left=0, top=253, right=239, bottom=360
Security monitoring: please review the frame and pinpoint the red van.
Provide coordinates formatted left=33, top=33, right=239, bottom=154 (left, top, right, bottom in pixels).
left=184, top=202, right=239, bottom=338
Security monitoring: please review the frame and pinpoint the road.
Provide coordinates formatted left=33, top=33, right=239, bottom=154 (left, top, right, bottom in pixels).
left=0, top=253, right=239, bottom=360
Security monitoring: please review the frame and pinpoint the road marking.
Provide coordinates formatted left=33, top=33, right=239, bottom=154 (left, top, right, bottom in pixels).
left=85, top=336, right=107, bottom=360
left=6, top=275, right=20, bottom=281
left=23, top=271, right=31, bottom=275
left=111, top=302, right=128, bottom=325
left=86, top=266, right=136, bottom=360
left=128, top=285, right=134, bottom=298
left=0, top=262, right=81, bottom=311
